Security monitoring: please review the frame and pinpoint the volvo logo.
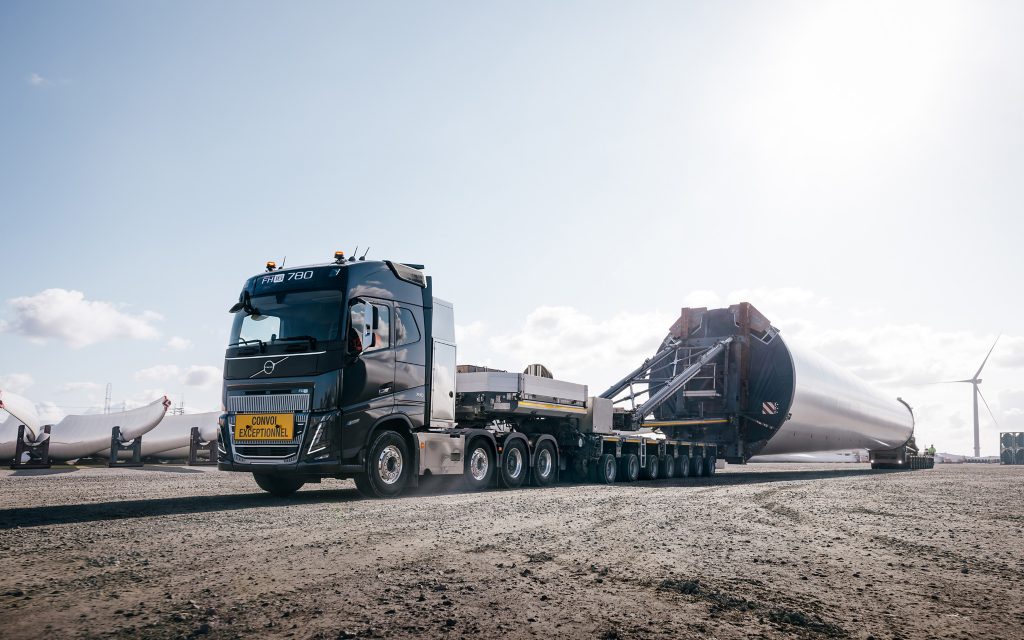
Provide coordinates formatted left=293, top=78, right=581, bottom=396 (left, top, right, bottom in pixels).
left=249, top=356, right=290, bottom=379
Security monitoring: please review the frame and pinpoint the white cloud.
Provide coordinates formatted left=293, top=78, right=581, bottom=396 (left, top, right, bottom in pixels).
left=27, top=72, right=52, bottom=87
left=56, top=381, right=103, bottom=394
left=465, top=306, right=674, bottom=390
left=167, top=336, right=193, bottom=351
left=3, top=289, right=162, bottom=348
left=0, top=373, right=34, bottom=394
left=133, top=363, right=221, bottom=390
left=455, top=321, right=485, bottom=343
left=135, top=364, right=181, bottom=382
left=993, top=335, right=1024, bottom=368
left=681, top=290, right=721, bottom=309
left=184, top=365, right=221, bottom=388
left=35, top=401, right=65, bottom=425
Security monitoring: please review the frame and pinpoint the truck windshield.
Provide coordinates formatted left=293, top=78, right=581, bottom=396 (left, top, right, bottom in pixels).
left=229, top=290, right=343, bottom=347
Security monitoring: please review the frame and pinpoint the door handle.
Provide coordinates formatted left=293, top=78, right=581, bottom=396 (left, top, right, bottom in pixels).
left=378, top=384, right=393, bottom=395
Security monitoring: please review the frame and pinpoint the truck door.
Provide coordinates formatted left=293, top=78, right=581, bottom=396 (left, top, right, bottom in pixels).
left=394, top=304, right=427, bottom=426
left=340, top=298, right=396, bottom=461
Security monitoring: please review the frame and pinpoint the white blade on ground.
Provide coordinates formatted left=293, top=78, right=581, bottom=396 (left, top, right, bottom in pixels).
left=95, top=411, right=221, bottom=458
left=47, top=397, right=170, bottom=460
left=0, top=390, right=41, bottom=437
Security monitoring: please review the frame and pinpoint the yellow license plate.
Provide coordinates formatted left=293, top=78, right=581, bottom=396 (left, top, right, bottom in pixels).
left=234, top=413, right=294, bottom=440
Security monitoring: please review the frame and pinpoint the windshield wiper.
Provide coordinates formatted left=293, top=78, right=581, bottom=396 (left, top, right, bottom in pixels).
left=229, top=338, right=266, bottom=349
left=273, top=335, right=318, bottom=348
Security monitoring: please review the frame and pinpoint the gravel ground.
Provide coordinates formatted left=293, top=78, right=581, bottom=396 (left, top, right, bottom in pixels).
left=0, top=463, right=1022, bottom=640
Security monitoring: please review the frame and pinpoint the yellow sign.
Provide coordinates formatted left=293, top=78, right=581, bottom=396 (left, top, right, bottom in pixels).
left=234, top=413, right=294, bottom=440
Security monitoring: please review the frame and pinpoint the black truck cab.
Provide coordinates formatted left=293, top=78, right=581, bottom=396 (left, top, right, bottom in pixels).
left=218, top=256, right=456, bottom=495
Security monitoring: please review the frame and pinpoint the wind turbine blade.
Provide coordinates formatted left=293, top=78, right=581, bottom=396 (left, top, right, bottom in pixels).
left=977, top=387, right=1000, bottom=429
left=920, top=379, right=974, bottom=385
left=974, top=334, right=1001, bottom=379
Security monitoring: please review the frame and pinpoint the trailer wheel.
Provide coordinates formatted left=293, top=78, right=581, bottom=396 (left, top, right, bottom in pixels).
left=532, top=440, right=557, bottom=487
left=253, top=473, right=304, bottom=497
left=641, top=453, right=659, bottom=480
left=499, top=439, right=528, bottom=489
left=357, top=430, right=411, bottom=499
left=659, top=455, right=675, bottom=479
left=690, top=456, right=705, bottom=477
left=704, top=456, right=717, bottom=476
left=465, top=438, right=495, bottom=490
left=619, top=454, right=640, bottom=482
left=597, top=453, right=617, bottom=484
left=676, top=456, right=691, bottom=478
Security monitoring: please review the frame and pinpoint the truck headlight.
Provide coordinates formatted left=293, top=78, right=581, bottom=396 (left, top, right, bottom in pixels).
left=307, top=422, right=328, bottom=455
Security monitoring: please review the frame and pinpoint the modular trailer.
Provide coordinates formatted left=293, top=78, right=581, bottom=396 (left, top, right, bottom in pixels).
left=218, top=254, right=930, bottom=497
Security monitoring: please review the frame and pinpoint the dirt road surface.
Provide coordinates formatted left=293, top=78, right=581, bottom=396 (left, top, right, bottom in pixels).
left=1, top=463, right=1022, bottom=639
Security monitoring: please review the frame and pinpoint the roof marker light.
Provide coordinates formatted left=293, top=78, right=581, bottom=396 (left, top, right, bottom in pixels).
left=266, top=261, right=276, bottom=272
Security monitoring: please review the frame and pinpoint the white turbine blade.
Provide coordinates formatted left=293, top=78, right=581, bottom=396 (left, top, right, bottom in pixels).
left=974, top=334, right=1001, bottom=379
left=977, top=387, right=999, bottom=429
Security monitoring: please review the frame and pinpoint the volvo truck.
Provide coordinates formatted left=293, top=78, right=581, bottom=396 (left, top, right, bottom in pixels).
left=218, top=253, right=931, bottom=498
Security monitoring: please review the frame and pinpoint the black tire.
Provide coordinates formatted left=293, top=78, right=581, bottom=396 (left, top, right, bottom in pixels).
left=353, top=472, right=373, bottom=496
left=677, top=455, right=691, bottom=478
left=499, top=439, right=529, bottom=489
left=359, top=430, right=411, bottom=499
left=253, top=473, right=304, bottom=497
left=690, top=456, right=705, bottom=477
left=532, top=440, right=557, bottom=487
left=659, top=455, right=675, bottom=478
left=465, top=438, right=495, bottom=490
left=618, top=453, right=640, bottom=482
left=641, top=453, right=659, bottom=480
left=704, top=456, right=717, bottom=476
left=596, top=453, right=617, bottom=484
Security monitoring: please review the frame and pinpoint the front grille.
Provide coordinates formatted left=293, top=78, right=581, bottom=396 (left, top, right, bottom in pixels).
left=227, top=393, right=311, bottom=413
left=236, top=446, right=296, bottom=457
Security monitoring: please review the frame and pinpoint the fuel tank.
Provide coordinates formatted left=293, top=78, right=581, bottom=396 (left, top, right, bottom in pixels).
left=648, top=303, right=914, bottom=460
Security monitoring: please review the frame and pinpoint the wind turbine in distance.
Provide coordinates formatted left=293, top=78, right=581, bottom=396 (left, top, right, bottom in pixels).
left=933, top=336, right=1001, bottom=457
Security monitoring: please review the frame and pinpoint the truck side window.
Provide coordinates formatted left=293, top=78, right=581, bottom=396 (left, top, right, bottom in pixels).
left=395, top=307, right=421, bottom=346
left=365, top=303, right=390, bottom=352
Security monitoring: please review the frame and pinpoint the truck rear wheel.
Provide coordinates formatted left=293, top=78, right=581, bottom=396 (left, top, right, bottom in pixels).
left=253, top=473, right=304, bottom=497
left=531, top=440, right=557, bottom=487
left=596, top=453, right=617, bottom=484
left=619, top=454, right=640, bottom=482
left=690, top=456, right=705, bottom=477
left=641, top=453, right=659, bottom=480
left=659, top=455, right=675, bottom=478
left=676, top=456, right=691, bottom=478
left=465, top=438, right=495, bottom=490
left=704, top=456, right=717, bottom=476
left=357, top=430, right=411, bottom=499
left=499, top=439, right=528, bottom=488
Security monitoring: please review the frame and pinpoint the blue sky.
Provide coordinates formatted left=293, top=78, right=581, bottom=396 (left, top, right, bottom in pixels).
left=2, top=1, right=1022, bottom=454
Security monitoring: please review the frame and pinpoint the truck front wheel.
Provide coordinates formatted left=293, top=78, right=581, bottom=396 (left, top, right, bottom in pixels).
left=356, top=430, right=411, bottom=499
left=253, top=473, right=304, bottom=497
